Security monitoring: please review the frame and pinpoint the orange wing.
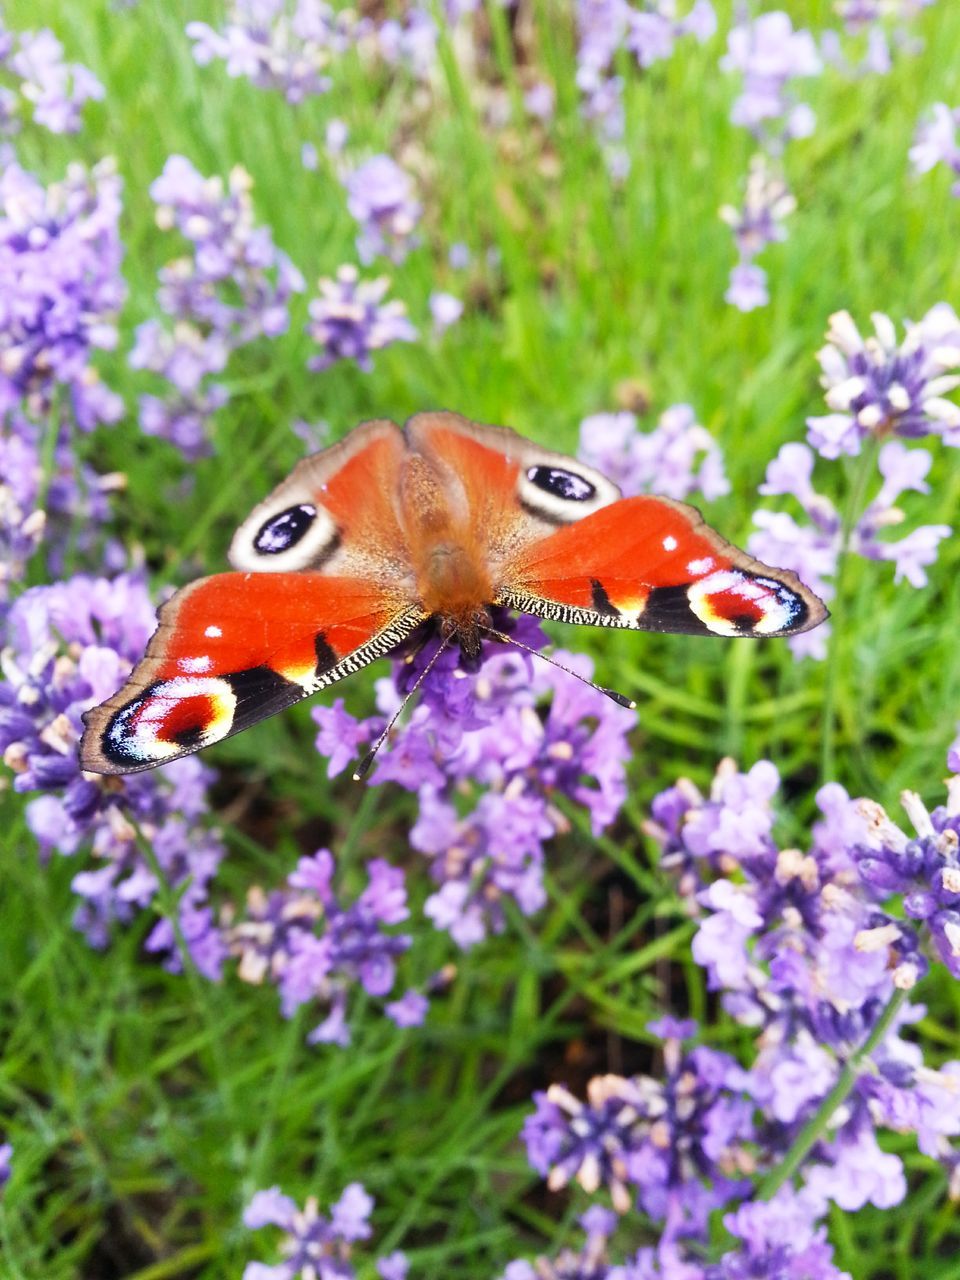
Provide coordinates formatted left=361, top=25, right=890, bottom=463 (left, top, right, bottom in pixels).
left=496, top=496, right=827, bottom=638
left=80, top=572, right=424, bottom=774
left=404, top=411, right=622, bottom=560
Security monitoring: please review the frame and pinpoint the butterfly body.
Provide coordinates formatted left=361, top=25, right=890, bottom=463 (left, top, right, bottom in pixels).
left=80, top=412, right=827, bottom=776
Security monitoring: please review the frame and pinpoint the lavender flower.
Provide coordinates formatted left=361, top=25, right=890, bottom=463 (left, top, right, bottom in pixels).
left=306, top=265, right=416, bottom=373
left=0, top=1142, right=10, bottom=1188
left=510, top=749, right=960, bottom=1278
left=807, top=306, right=960, bottom=457
left=524, top=80, right=556, bottom=121
left=910, top=103, right=960, bottom=192
left=524, top=1019, right=752, bottom=1227
left=313, top=617, right=634, bottom=947
left=720, top=155, right=795, bottom=312
left=578, top=404, right=729, bottom=501
left=0, top=573, right=225, bottom=975
left=646, top=757, right=960, bottom=1190
left=344, top=155, right=421, bottom=264
left=749, top=440, right=951, bottom=659
left=187, top=1, right=359, bottom=104
left=225, top=849, right=417, bottom=1045
left=429, top=291, right=464, bottom=335
left=374, top=8, right=439, bottom=81
left=5, top=25, right=103, bottom=134
left=712, top=1190, right=852, bottom=1280
left=0, top=424, right=45, bottom=603
left=0, top=158, right=125, bottom=427
left=853, top=783, right=960, bottom=979
left=129, top=322, right=230, bottom=459
left=150, top=157, right=304, bottom=344
left=133, top=156, right=304, bottom=458
left=243, top=1181, right=403, bottom=1280
left=0, top=412, right=120, bottom=606
left=576, top=1, right=715, bottom=174
left=722, top=12, right=821, bottom=146
left=498, top=1207, right=621, bottom=1280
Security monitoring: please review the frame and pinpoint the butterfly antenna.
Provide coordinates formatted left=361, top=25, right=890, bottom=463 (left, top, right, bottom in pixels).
left=479, top=626, right=636, bottom=710
left=353, top=632, right=454, bottom=782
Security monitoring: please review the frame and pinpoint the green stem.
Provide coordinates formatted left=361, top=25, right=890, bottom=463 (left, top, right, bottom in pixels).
left=756, top=986, right=908, bottom=1201
left=819, top=442, right=878, bottom=784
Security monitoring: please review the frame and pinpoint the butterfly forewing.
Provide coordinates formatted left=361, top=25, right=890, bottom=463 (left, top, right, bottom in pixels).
left=497, top=495, right=826, bottom=638
left=80, top=574, right=424, bottom=775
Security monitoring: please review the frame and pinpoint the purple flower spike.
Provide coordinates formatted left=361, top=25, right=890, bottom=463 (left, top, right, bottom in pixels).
left=749, top=440, right=950, bottom=660
left=722, top=11, right=821, bottom=146
left=243, top=1180, right=399, bottom=1280
left=853, top=787, right=960, bottom=979
left=579, top=403, right=729, bottom=501
left=9, top=26, right=104, bottom=134
left=523, top=1030, right=752, bottom=1227
left=226, top=850, right=414, bottom=1044
left=344, top=155, right=422, bottom=264
left=807, top=306, right=960, bottom=456
left=0, top=159, right=125, bottom=426
left=576, top=0, right=715, bottom=175
left=187, top=1, right=359, bottom=104
left=306, top=265, right=416, bottom=373
left=0, top=573, right=226, bottom=974
left=911, top=103, right=960, bottom=192
left=133, top=156, right=303, bottom=458
left=720, top=155, right=795, bottom=312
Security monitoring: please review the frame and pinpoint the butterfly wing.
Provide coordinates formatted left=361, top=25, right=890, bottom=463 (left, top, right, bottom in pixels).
left=405, top=411, right=622, bottom=555
left=80, top=572, right=425, bottom=774
left=406, top=412, right=824, bottom=637
left=495, top=495, right=827, bottom=638
left=81, top=420, right=424, bottom=775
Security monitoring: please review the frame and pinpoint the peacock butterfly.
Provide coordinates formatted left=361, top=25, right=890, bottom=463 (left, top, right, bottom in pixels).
left=79, top=411, right=828, bottom=775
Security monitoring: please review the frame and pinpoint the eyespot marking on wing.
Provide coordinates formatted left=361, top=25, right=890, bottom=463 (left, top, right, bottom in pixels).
left=686, top=570, right=807, bottom=637
left=254, top=503, right=318, bottom=555
left=230, top=497, right=340, bottom=573
left=527, top=466, right=596, bottom=502
left=516, top=457, right=619, bottom=525
left=103, top=676, right=239, bottom=767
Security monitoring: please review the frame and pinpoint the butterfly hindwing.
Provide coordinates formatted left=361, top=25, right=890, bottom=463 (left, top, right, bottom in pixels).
left=80, top=572, right=424, bottom=774
left=497, top=495, right=826, bottom=638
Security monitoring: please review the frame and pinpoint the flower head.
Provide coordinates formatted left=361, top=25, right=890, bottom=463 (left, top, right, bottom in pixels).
left=225, top=850, right=416, bottom=1044
left=749, top=440, right=950, bottom=659
left=579, top=404, right=729, bottom=501
left=242, top=1181, right=398, bottom=1280
left=0, top=158, right=124, bottom=426
left=132, top=156, right=304, bottom=457
left=523, top=1023, right=752, bottom=1230
left=0, top=573, right=225, bottom=974
left=344, top=155, right=421, bottom=264
left=722, top=11, right=821, bottom=145
left=187, top=0, right=359, bottom=104
left=8, top=25, right=104, bottom=134
left=807, top=306, right=960, bottom=457
left=910, top=103, right=960, bottom=190
left=720, top=154, right=795, bottom=312
left=852, top=784, right=960, bottom=978
left=306, top=265, right=416, bottom=373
